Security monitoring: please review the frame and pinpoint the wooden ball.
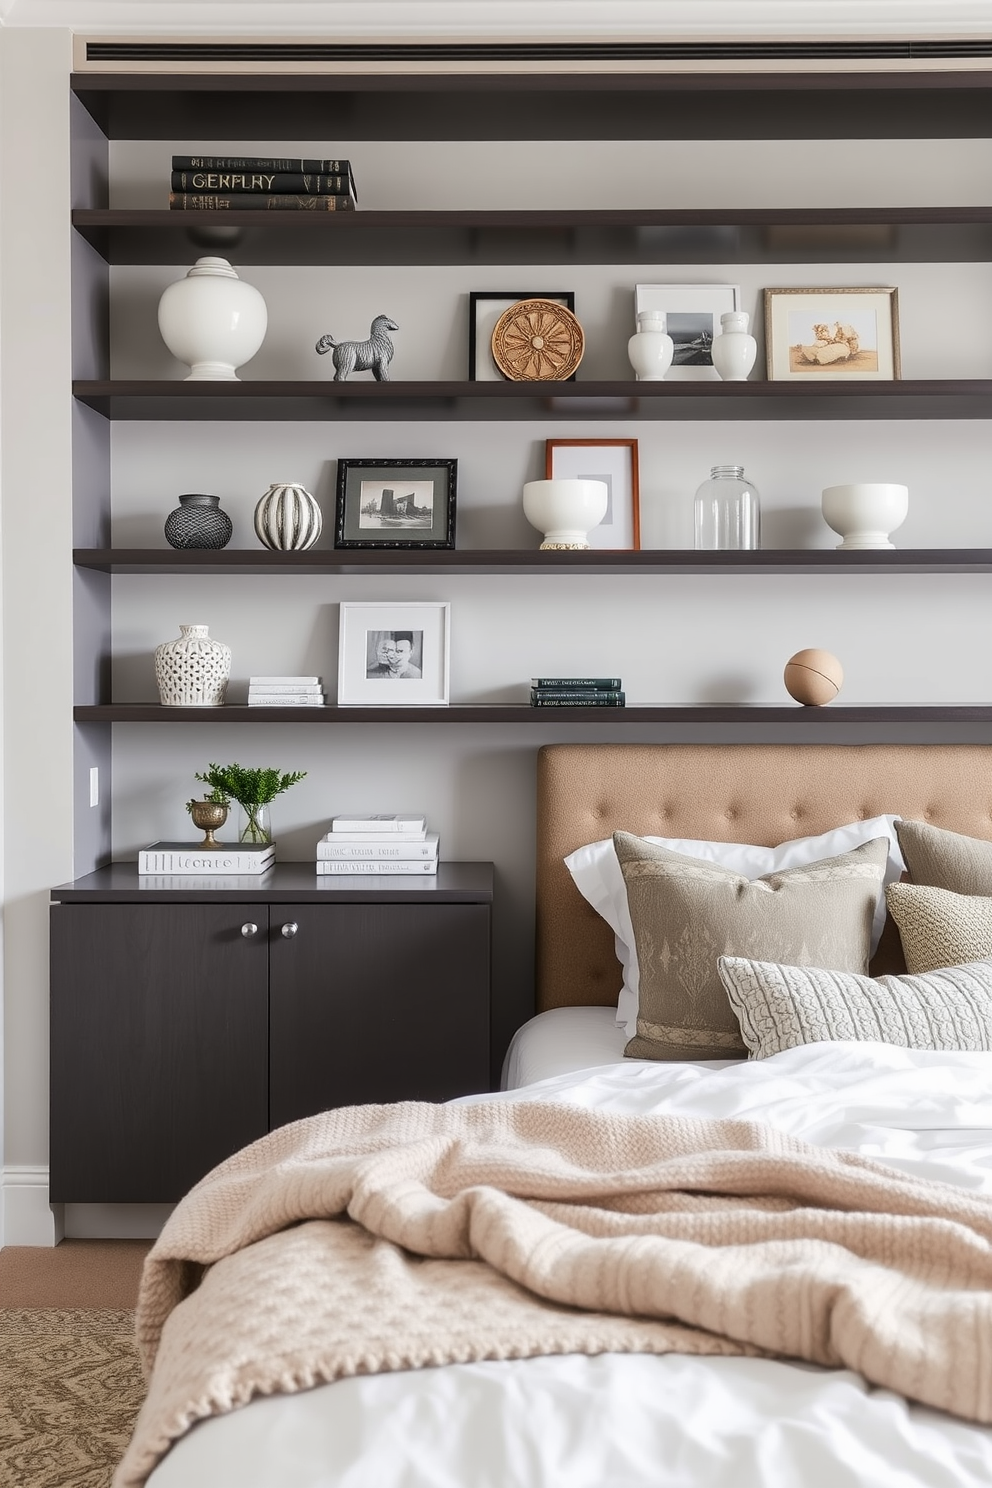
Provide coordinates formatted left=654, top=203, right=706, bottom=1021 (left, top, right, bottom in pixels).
left=784, top=648, right=844, bottom=707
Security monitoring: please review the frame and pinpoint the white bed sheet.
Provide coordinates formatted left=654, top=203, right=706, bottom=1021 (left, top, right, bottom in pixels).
left=147, top=1042, right=992, bottom=1488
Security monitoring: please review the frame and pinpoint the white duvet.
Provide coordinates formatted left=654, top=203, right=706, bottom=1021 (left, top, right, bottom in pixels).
left=147, top=1042, right=992, bottom=1488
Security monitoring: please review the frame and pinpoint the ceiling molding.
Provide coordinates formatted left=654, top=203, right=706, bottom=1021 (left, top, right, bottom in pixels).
left=2, top=1, right=992, bottom=37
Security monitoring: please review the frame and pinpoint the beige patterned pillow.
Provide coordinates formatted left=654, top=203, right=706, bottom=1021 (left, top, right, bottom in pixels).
left=885, top=880, right=992, bottom=975
left=718, top=954, right=992, bottom=1059
left=613, top=832, right=889, bottom=1061
left=895, top=819, right=992, bottom=895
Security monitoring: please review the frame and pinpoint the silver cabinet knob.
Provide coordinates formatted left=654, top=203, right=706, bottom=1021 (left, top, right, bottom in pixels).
left=241, top=922, right=258, bottom=938
left=281, top=921, right=299, bottom=938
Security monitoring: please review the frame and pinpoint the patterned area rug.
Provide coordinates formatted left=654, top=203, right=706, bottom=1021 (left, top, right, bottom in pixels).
left=0, top=1309, right=144, bottom=1487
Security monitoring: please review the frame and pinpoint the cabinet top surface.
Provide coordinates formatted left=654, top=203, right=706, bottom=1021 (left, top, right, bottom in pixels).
left=52, top=860, right=495, bottom=903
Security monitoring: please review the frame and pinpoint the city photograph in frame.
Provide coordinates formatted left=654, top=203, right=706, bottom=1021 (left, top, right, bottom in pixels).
left=334, top=458, right=457, bottom=549
left=634, top=283, right=740, bottom=380
left=764, top=286, right=901, bottom=380
left=545, top=438, right=641, bottom=550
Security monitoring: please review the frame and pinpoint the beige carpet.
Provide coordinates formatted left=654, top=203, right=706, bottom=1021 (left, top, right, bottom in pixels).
left=0, top=1243, right=152, bottom=1487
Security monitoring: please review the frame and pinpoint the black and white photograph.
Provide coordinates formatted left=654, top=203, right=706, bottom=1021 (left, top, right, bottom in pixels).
left=334, top=459, right=457, bottom=548
left=468, top=291, right=576, bottom=381
left=634, top=283, right=740, bottom=380
left=365, top=629, right=424, bottom=679
left=338, top=602, right=450, bottom=706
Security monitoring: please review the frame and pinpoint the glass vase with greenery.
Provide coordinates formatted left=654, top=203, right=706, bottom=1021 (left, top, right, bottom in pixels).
left=192, top=762, right=307, bottom=845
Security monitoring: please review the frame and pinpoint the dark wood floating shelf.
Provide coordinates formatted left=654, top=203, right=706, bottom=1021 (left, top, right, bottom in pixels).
left=74, top=704, right=992, bottom=726
left=52, top=860, right=494, bottom=905
left=71, top=207, right=992, bottom=268
left=71, top=379, right=992, bottom=423
left=73, top=548, right=992, bottom=576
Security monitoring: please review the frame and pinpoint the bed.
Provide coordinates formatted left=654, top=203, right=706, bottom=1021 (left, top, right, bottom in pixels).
left=121, top=742, right=992, bottom=1488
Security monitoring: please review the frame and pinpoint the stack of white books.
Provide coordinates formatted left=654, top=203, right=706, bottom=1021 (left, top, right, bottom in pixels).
left=316, top=814, right=438, bottom=875
left=138, top=840, right=276, bottom=875
left=248, top=675, right=326, bottom=707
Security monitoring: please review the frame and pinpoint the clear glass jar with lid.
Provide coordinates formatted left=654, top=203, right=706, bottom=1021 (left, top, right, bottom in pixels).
left=693, top=464, right=761, bottom=550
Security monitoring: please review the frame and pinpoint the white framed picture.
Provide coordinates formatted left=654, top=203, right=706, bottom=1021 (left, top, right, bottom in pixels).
left=338, top=601, right=450, bottom=706
left=545, top=438, right=640, bottom=550
left=634, top=283, right=741, bottom=380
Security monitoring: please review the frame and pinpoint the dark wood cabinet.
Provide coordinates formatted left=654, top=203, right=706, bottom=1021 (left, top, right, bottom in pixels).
left=50, top=864, right=493, bottom=1203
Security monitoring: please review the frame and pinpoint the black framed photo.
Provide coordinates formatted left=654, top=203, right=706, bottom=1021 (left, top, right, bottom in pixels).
left=468, top=291, right=576, bottom=381
left=334, top=458, right=457, bottom=549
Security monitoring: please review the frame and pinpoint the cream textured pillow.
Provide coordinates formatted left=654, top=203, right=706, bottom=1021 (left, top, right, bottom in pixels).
left=613, top=832, right=889, bottom=1061
left=895, top=819, right=992, bottom=895
left=885, top=880, right=992, bottom=975
left=718, top=954, right=992, bottom=1059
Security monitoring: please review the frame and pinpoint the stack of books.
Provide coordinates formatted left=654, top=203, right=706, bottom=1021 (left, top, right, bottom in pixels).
left=169, top=155, right=358, bottom=212
left=138, top=840, right=275, bottom=875
left=248, top=676, right=326, bottom=707
left=316, top=814, right=439, bottom=876
left=530, top=676, right=626, bottom=708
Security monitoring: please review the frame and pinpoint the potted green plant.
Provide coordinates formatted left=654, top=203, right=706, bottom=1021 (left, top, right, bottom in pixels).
left=192, top=762, right=307, bottom=845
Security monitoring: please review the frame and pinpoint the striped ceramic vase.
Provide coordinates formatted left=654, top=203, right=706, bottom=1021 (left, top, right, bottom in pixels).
left=253, top=482, right=323, bottom=551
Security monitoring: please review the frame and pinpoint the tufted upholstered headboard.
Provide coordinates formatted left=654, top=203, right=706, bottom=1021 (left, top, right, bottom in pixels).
left=535, top=743, right=992, bottom=1013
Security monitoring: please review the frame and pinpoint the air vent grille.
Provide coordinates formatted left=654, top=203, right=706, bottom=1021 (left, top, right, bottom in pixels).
left=83, top=39, right=992, bottom=66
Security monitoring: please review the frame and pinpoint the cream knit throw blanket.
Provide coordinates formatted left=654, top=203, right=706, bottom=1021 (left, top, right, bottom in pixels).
left=116, top=1099, right=992, bottom=1487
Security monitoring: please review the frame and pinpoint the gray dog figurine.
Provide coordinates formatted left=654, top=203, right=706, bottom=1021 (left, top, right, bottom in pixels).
left=314, top=315, right=398, bottom=381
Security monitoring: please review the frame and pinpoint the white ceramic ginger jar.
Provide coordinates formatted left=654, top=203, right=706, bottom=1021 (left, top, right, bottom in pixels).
left=711, top=310, right=757, bottom=382
left=522, top=479, right=609, bottom=549
left=627, top=310, right=675, bottom=381
left=157, top=257, right=267, bottom=381
left=154, top=624, right=231, bottom=706
left=254, top=482, right=323, bottom=551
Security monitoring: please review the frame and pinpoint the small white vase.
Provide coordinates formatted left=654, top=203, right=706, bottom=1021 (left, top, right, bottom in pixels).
left=711, top=310, right=757, bottom=382
left=821, top=483, right=909, bottom=549
left=522, top=479, right=609, bottom=549
left=154, top=624, right=231, bottom=707
left=627, top=310, right=675, bottom=381
left=157, top=257, right=267, bottom=381
left=254, top=482, right=323, bottom=551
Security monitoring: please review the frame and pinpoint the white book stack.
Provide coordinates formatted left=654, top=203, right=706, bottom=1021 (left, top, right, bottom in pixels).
left=316, top=814, right=439, bottom=875
left=248, top=675, right=326, bottom=707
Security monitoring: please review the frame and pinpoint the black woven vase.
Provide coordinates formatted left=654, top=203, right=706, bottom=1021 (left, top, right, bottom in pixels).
left=164, top=493, right=233, bottom=550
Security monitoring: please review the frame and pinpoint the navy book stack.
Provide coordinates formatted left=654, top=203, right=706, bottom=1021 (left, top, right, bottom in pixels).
left=530, top=677, right=625, bottom=708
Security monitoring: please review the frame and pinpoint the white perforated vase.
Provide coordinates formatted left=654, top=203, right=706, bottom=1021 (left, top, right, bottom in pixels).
left=154, top=624, right=231, bottom=707
left=254, top=482, right=323, bottom=551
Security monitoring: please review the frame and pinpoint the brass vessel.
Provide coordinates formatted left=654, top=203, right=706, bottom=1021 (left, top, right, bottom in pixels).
left=188, top=799, right=229, bottom=847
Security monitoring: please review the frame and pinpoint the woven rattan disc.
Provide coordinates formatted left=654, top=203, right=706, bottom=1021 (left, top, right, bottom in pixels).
left=490, top=298, right=585, bottom=381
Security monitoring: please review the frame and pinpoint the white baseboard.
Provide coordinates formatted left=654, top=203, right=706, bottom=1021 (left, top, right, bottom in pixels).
left=1, top=1166, right=64, bottom=1247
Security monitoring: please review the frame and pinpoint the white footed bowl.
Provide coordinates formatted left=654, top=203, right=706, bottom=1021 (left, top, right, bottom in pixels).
left=820, top=482, right=909, bottom=550
left=522, top=479, right=609, bottom=549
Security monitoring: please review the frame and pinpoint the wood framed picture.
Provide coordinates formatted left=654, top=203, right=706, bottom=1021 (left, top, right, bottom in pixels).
left=468, top=291, right=576, bottom=381
left=545, top=438, right=641, bottom=550
left=334, top=459, right=457, bottom=549
left=763, top=286, right=901, bottom=380
left=337, top=601, right=451, bottom=706
left=634, top=283, right=740, bottom=380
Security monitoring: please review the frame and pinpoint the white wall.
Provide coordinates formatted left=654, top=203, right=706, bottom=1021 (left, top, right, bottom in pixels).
left=2, top=4, right=992, bottom=1241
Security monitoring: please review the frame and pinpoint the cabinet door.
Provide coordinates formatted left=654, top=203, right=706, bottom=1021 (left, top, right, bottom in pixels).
left=269, top=902, right=491, bottom=1128
left=50, top=903, right=268, bottom=1202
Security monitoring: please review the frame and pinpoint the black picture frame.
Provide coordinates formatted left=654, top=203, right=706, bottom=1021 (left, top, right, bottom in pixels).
left=468, top=291, right=577, bottom=381
left=334, top=458, right=457, bottom=549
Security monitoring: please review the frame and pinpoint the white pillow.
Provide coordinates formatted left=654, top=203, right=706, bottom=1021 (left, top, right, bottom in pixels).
left=564, top=816, right=905, bottom=1039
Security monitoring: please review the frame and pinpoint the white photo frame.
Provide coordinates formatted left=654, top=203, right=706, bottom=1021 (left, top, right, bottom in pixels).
left=634, top=283, right=741, bottom=381
left=545, top=439, right=640, bottom=550
left=338, top=601, right=450, bottom=706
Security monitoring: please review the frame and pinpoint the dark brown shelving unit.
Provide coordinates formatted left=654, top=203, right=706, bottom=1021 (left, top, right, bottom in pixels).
left=73, top=704, right=992, bottom=726
left=73, top=547, right=992, bottom=576
left=71, top=207, right=992, bottom=268
left=71, top=378, right=992, bottom=422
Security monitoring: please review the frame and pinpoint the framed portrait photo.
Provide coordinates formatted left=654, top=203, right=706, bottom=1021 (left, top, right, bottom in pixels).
left=338, top=601, right=451, bottom=706
left=468, top=291, right=576, bottom=381
left=764, top=286, right=901, bottom=381
left=545, top=438, right=641, bottom=550
left=634, top=283, right=740, bottom=380
left=334, top=458, right=456, bottom=549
